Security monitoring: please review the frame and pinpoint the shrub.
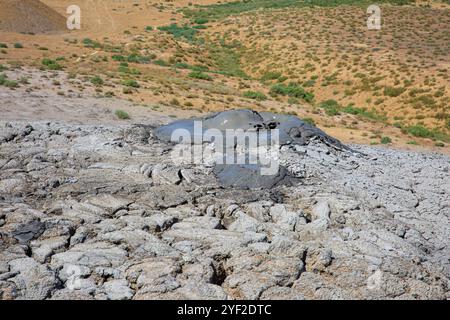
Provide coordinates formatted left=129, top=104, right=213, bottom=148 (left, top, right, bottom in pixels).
left=319, top=99, right=340, bottom=116
left=115, top=110, right=130, bottom=119
left=405, top=125, right=450, bottom=142
left=41, top=59, right=63, bottom=70
left=193, top=18, right=209, bottom=24
left=384, top=86, right=406, bottom=97
left=145, top=26, right=153, bottom=31
left=243, top=91, right=267, bottom=101
left=14, top=43, right=23, bottom=49
left=189, top=71, right=212, bottom=81
left=406, top=125, right=433, bottom=138
left=90, top=76, right=104, bottom=86
left=154, top=59, right=169, bottom=67
left=82, top=38, right=102, bottom=48
left=380, top=137, right=392, bottom=144
left=341, top=105, right=387, bottom=121
left=122, top=79, right=140, bottom=88
left=261, top=71, right=281, bottom=81
left=158, top=24, right=198, bottom=42
left=112, top=55, right=126, bottom=61
left=127, top=53, right=151, bottom=64
left=270, top=83, right=314, bottom=102
left=0, top=43, right=7, bottom=48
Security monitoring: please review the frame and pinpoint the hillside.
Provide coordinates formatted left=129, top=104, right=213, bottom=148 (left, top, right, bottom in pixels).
left=0, top=0, right=66, bottom=34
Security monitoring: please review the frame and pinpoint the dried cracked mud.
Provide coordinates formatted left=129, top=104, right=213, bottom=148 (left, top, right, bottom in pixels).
left=0, top=113, right=449, bottom=300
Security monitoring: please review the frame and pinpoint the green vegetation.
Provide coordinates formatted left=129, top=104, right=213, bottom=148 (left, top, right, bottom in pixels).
left=380, top=137, right=392, bottom=144
left=193, top=18, right=209, bottom=25
left=154, top=59, right=169, bottom=67
left=90, top=76, right=104, bottom=86
left=41, top=59, right=63, bottom=70
left=82, top=38, right=102, bottom=48
left=126, top=53, right=153, bottom=64
left=403, top=124, right=449, bottom=142
left=14, top=43, right=23, bottom=49
left=208, top=44, right=248, bottom=78
left=115, top=110, right=130, bottom=120
left=158, top=24, right=198, bottom=42
left=122, top=79, right=140, bottom=88
left=341, top=105, right=387, bottom=122
left=0, top=43, right=7, bottom=48
left=261, top=71, right=282, bottom=81
left=384, top=86, right=406, bottom=97
left=112, top=55, right=126, bottom=62
left=182, top=0, right=413, bottom=20
left=0, top=73, right=18, bottom=88
left=319, top=99, right=341, bottom=116
left=243, top=91, right=267, bottom=101
left=319, top=100, right=387, bottom=121
left=189, top=71, right=212, bottom=81
left=270, top=83, right=314, bottom=103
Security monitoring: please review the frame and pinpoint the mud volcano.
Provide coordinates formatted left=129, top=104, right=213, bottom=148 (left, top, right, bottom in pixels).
left=155, top=109, right=345, bottom=148
left=155, top=110, right=347, bottom=189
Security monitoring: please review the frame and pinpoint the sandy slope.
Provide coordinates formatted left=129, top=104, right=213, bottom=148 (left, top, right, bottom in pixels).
left=0, top=0, right=66, bottom=34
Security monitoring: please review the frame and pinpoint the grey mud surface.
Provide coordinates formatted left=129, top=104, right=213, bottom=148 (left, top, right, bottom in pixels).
left=0, top=114, right=449, bottom=300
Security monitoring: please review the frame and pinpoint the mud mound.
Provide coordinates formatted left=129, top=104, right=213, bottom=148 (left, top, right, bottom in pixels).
left=155, top=109, right=347, bottom=149
left=155, top=109, right=350, bottom=189
left=0, top=0, right=66, bottom=34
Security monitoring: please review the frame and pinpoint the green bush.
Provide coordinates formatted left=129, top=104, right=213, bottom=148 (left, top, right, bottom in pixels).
left=127, top=53, right=151, bottom=64
left=14, top=43, right=23, bottom=49
left=384, top=86, right=406, bottom=97
left=82, top=38, right=102, bottom=48
left=404, top=125, right=450, bottom=142
left=154, top=59, right=169, bottom=67
left=189, top=71, right=212, bottom=81
left=341, top=105, right=387, bottom=121
left=380, top=137, right=392, bottom=144
left=115, top=110, right=130, bottom=120
left=90, top=76, right=104, bottom=86
left=193, top=18, right=209, bottom=24
left=319, top=99, right=341, bottom=116
left=405, top=125, right=433, bottom=138
left=0, top=74, right=18, bottom=88
left=122, top=79, right=140, bottom=88
left=158, top=24, right=198, bottom=42
left=243, top=91, right=267, bottom=101
left=41, top=59, right=63, bottom=70
left=0, top=43, right=7, bottom=48
left=270, top=83, right=314, bottom=102
left=112, top=55, right=126, bottom=61
left=261, top=71, right=281, bottom=81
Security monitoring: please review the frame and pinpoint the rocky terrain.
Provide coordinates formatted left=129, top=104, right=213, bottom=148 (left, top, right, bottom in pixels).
left=0, top=112, right=449, bottom=300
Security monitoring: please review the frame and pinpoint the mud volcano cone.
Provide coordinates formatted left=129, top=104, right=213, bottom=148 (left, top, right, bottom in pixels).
left=0, top=0, right=66, bottom=34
